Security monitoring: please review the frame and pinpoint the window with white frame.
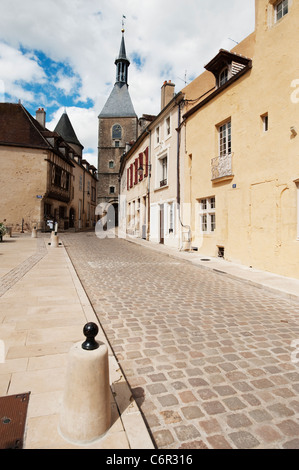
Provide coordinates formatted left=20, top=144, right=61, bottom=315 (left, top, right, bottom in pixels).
left=199, top=197, right=216, bottom=233
left=219, top=120, right=231, bottom=156
left=158, top=155, right=168, bottom=187
left=275, top=0, right=288, bottom=22
left=165, top=115, right=171, bottom=137
left=155, top=126, right=160, bottom=145
left=168, top=202, right=175, bottom=234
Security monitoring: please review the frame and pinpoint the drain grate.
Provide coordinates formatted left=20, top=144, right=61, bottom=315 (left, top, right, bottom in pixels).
left=0, top=393, right=30, bottom=449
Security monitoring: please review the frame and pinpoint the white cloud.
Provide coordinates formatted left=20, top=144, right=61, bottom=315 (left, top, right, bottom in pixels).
left=55, top=71, right=81, bottom=96
left=0, top=42, right=46, bottom=101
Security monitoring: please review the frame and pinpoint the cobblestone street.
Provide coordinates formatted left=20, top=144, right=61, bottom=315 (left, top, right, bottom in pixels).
left=61, top=231, right=299, bottom=450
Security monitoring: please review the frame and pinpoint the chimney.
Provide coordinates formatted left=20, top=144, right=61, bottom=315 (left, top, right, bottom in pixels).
left=36, top=108, right=46, bottom=128
left=161, top=80, right=175, bottom=110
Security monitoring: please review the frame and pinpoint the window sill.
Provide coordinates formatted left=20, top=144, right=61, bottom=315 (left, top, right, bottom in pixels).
left=154, top=184, right=169, bottom=193
left=211, top=174, right=234, bottom=184
left=199, top=232, right=215, bottom=237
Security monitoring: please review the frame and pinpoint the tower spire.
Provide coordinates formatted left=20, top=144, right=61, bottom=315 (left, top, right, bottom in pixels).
left=115, top=21, right=130, bottom=86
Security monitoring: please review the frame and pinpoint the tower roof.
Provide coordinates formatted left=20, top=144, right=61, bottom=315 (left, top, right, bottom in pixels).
left=54, top=112, right=83, bottom=149
left=99, top=83, right=137, bottom=118
left=99, top=30, right=136, bottom=118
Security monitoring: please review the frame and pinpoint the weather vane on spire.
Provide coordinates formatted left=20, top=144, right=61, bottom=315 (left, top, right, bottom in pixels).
left=122, top=15, right=126, bottom=33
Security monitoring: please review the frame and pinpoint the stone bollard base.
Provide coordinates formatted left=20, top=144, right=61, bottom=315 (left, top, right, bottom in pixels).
left=50, top=234, right=59, bottom=247
left=58, top=338, right=111, bottom=444
left=31, top=228, right=37, bottom=238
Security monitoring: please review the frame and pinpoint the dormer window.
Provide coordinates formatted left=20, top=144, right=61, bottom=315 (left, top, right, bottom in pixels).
left=275, top=0, right=288, bottom=22
left=219, top=68, right=229, bottom=87
left=205, top=49, right=252, bottom=90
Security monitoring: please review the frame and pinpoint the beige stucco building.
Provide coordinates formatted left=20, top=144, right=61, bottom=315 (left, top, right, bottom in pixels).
left=180, top=0, right=299, bottom=278
left=0, top=104, right=97, bottom=233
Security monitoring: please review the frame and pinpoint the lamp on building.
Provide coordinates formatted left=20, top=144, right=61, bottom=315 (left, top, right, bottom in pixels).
left=138, top=164, right=151, bottom=178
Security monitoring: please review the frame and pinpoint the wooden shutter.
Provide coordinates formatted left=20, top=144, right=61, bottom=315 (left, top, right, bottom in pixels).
left=144, top=147, right=149, bottom=177
left=139, top=153, right=143, bottom=181
left=130, top=164, right=133, bottom=188
left=134, top=159, right=138, bottom=185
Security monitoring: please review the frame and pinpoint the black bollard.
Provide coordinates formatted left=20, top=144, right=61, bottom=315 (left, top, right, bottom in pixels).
left=82, top=322, right=100, bottom=350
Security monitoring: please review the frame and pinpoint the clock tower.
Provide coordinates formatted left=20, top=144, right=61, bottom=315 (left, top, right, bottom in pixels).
left=97, top=29, right=138, bottom=224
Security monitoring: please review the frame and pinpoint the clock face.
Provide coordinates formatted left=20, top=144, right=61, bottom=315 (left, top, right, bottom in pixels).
left=112, top=124, right=122, bottom=140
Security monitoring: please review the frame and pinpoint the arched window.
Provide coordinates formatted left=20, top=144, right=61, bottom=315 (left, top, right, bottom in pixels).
left=112, top=124, right=122, bottom=140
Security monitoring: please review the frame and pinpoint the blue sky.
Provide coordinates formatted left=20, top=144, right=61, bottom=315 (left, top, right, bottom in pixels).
left=0, top=0, right=255, bottom=167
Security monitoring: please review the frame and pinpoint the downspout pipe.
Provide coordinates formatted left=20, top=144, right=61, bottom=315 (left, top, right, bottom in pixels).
left=145, top=128, right=151, bottom=241
left=176, top=101, right=182, bottom=249
left=176, top=100, right=191, bottom=251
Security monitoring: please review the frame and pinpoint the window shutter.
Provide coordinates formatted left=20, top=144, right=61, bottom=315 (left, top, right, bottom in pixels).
left=144, top=147, right=149, bottom=177
left=127, top=168, right=130, bottom=191
left=134, top=158, right=138, bottom=185
left=130, top=164, right=133, bottom=188
left=139, top=153, right=143, bottom=181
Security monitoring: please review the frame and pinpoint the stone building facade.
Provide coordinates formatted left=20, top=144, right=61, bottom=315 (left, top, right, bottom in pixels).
left=0, top=103, right=97, bottom=232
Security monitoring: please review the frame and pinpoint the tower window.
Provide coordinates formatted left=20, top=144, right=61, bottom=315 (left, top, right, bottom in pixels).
left=109, top=160, right=115, bottom=169
left=109, top=186, right=115, bottom=194
left=112, top=124, right=122, bottom=140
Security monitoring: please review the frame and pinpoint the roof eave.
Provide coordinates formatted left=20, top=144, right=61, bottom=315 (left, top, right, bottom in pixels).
left=183, top=64, right=252, bottom=121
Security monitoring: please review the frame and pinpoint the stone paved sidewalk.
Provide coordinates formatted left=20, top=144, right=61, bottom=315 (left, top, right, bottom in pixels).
left=0, top=238, right=47, bottom=296
left=0, top=233, right=154, bottom=449
left=61, top=232, right=299, bottom=450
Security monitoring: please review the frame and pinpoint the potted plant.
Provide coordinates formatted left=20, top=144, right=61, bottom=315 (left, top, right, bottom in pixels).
left=0, top=223, right=7, bottom=242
